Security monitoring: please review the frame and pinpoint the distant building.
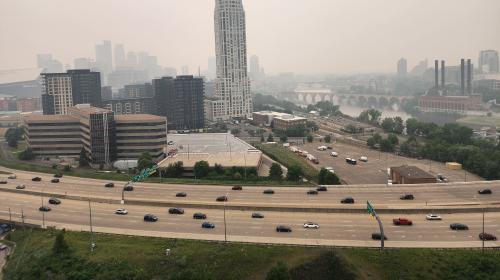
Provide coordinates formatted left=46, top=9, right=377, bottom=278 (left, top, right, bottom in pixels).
left=417, top=95, right=483, bottom=114
left=41, top=69, right=102, bottom=115
left=118, top=83, right=153, bottom=98
left=390, top=166, right=437, bottom=184
left=16, top=97, right=40, bottom=112
left=114, top=44, right=126, bottom=69
left=397, top=58, right=407, bottom=76
left=107, top=69, right=148, bottom=90
left=475, top=79, right=500, bottom=91
left=37, top=54, right=63, bottom=73
left=101, top=86, right=113, bottom=100
left=95, top=40, right=113, bottom=82
left=252, top=111, right=307, bottom=130
left=153, top=75, right=204, bottom=130
left=103, top=96, right=156, bottom=115
left=163, top=67, right=177, bottom=77
left=479, top=50, right=499, bottom=73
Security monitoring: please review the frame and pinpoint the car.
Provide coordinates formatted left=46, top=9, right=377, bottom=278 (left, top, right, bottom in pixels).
left=426, top=214, right=442, bottom=221
left=479, top=233, right=497, bottom=241
left=124, top=184, right=134, bottom=191
left=263, top=189, right=275, bottom=194
left=251, top=212, right=264, bottom=219
left=316, top=186, right=328, bottom=192
left=51, top=178, right=60, bottom=183
left=193, top=213, right=207, bottom=219
left=32, top=177, right=42, bottom=181
left=325, top=167, right=335, bottom=174
left=450, top=223, right=469, bottom=230
left=16, top=184, right=26, bottom=190
left=232, top=185, right=243, bottom=191
left=143, top=214, right=158, bottom=222
left=330, top=151, right=338, bottom=157
left=167, top=140, right=175, bottom=145
left=393, top=218, right=413, bottom=226
left=176, top=192, right=187, bottom=197
left=168, top=208, right=185, bottom=215
left=387, top=180, right=393, bottom=185
left=39, top=206, right=51, bottom=212
left=0, top=180, right=7, bottom=184
left=202, top=222, right=215, bottom=229
left=400, top=194, right=415, bottom=200
left=0, top=224, right=12, bottom=233
left=371, top=233, right=388, bottom=240
left=359, top=156, right=368, bottom=162
left=54, top=173, right=63, bottom=178
left=104, top=182, right=115, bottom=188
left=216, top=195, right=228, bottom=202
left=307, top=190, right=318, bottom=195
left=115, top=209, right=128, bottom=215
left=341, top=197, right=355, bottom=204
left=478, top=189, right=492, bottom=195
left=0, top=245, right=7, bottom=251
left=303, top=222, right=320, bottom=229
left=327, top=146, right=333, bottom=150
left=276, top=225, right=292, bottom=232
left=317, top=146, right=327, bottom=151
left=345, top=158, right=357, bottom=165
left=8, top=174, right=16, bottom=179
left=48, top=198, right=61, bottom=205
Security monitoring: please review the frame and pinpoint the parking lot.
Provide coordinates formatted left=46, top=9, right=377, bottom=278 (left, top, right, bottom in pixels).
left=299, top=141, right=484, bottom=185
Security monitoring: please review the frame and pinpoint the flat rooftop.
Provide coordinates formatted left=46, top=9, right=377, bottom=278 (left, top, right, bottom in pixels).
left=115, top=114, right=166, bottom=122
left=23, top=114, right=78, bottom=122
left=392, top=165, right=435, bottom=179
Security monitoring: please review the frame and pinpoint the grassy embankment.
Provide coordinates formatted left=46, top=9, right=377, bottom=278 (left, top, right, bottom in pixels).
left=2, top=228, right=500, bottom=280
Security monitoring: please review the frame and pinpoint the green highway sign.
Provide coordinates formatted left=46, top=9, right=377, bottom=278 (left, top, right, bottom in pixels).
left=132, top=165, right=158, bottom=182
left=367, top=201, right=376, bottom=217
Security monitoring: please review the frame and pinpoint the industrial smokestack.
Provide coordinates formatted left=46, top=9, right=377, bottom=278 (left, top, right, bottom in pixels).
left=441, top=60, right=445, bottom=88
left=434, top=60, right=439, bottom=88
left=460, top=59, right=466, bottom=95
left=467, top=59, right=472, bottom=95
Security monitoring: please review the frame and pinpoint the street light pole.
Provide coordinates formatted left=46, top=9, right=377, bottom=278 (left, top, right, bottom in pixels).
left=8, top=207, right=12, bottom=226
left=482, top=209, right=485, bottom=252
left=224, top=192, right=228, bottom=243
left=88, top=199, right=95, bottom=252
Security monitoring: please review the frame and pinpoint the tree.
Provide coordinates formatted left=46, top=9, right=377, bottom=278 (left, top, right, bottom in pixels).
left=213, top=163, right=225, bottom=175
left=358, top=109, right=381, bottom=124
left=400, top=142, right=411, bottom=155
left=372, top=133, right=382, bottom=144
left=324, top=135, right=331, bottom=143
left=7, top=138, right=17, bottom=148
left=165, top=161, right=184, bottom=178
left=367, top=137, right=377, bottom=148
left=266, top=262, right=290, bottom=280
left=137, top=152, right=153, bottom=171
left=381, top=118, right=395, bottom=133
left=18, top=147, right=34, bottom=160
left=230, top=128, right=240, bottom=136
left=63, top=165, right=72, bottom=172
left=306, top=135, right=313, bottom=143
left=286, top=165, right=302, bottom=181
left=387, top=134, right=399, bottom=145
left=260, top=135, right=265, bottom=143
left=318, top=168, right=341, bottom=185
left=405, top=118, right=419, bottom=136
left=268, top=163, right=283, bottom=180
left=393, top=117, right=404, bottom=134
left=380, top=139, right=394, bottom=152
left=194, top=161, right=210, bottom=178
left=267, top=133, right=274, bottom=142
left=279, top=135, right=288, bottom=143
left=52, top=229, right=70, bottom=255
left=79, top=148, right=88, bottom=167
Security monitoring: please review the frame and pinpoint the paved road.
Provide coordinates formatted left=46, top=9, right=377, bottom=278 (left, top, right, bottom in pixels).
left=1, top=167, right=499, bottom=211
left=1, top=192, right=499, bottom=248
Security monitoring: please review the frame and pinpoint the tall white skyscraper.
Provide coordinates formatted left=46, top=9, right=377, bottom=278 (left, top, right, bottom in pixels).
left=209, top=0, right=252, bottom=121
left=114, top=44, right=126, bottom=69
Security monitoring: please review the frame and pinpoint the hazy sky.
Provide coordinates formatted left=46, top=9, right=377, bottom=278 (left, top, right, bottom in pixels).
left=1, top=0, right=499, bottom=75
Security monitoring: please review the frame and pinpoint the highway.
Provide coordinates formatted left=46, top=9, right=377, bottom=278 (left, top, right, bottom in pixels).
left=1, top=192, right=499, bottom=248
left=1, top=167, right=500, bottom=210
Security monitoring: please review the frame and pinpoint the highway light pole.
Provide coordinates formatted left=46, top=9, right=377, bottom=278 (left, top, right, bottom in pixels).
left=41, top=188, right=45, bottom=229
left=224, top=192, right=228, bottom=243
left=88, top=199, right=95, bottom=252
left=367, top=201, right=385, bottom=251
left=482, top=208, right=485, bottom=252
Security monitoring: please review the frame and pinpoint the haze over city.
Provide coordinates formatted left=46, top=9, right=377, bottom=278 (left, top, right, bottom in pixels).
left=1, top=0, right=500, bottom=74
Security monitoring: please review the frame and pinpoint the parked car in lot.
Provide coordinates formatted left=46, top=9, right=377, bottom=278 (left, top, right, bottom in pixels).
left=400, top=194, right=415, bottom=200
left=51, top=178, right=60, bottom=183
left=325, top=167, right=335, bottom=174
left=202, top=222, right=215, bottom=229
left=104, top=182, right=114, bottom=188
left=115, top=209, right=128, bottom=215
left=16, top=184, right=26, bottom=190
left=478, top=189, right=492, bottom=195
left=303, top=222, right=320, bottom=229
left=393, top=218, right=413, bottom=225
left=252, top=212, right=264, bottom=219
left=54, top=173, right=63, bottom=178
left=317, top=146, right=327, bottom=151
left=8, top=174, right=16, bottom=179
left=326, top=146, right=333, bottom=150
left=479, top=233, right=497, bottom=241
left=330, top=151, right=338, bottom=157
left=276, top=225, right=292, bottom=232
left=0, top=224, right=12, bottom=233
left=263, top=189, right=275, bottom=194
left=341, top=197, right=355, bottom=204
left=426, top=214, right=442, bottom=220
left=371, top=233, right=388, bottom=240
left=176, top=192, right=187, bottom=197
left=168, top=208, right=185, bottom=215
left=307, top=190, right=318, bottom=195
left=450, top=223, right=469, bottom=230
left=216, top=195, right=228, bottom=202
left=359, top=156, right=368, bottom=162
left=193, top=213, right=207, bottom=219
left=0, top=245, right=7, bottom=251
left=345, top=158, right=357, bottom=165
left=316, top=186, right=328, bottom=192
left=32, top=177, right=42, bottom=181
left=232, top=185, right=243, bottom=191
left=48, top=198, right=61, bottom=205
left=39, top=206, right=51, bottom=212
left=143, top=214, right=158, bottom=222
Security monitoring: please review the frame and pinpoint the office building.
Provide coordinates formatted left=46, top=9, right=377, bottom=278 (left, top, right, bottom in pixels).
left=114, top=44, right=126, bottom=69
left=479, top=50, right=499, bottom=73
left=397, top=58, right=407, bottom=76
left=252, top=111, right=307, bottom=130
left=153, top=76, right=204, bottom=130
left=73, top=58, right=92, bottom=69
left=210, top=0, right=252, bottom=121
left=37, top=54, right=63, bottom=73
left=95, top=40, right=113, bottom=81
left=103, top=96, right=156, bottom=115
left=24, top=104, right=167, bottom=164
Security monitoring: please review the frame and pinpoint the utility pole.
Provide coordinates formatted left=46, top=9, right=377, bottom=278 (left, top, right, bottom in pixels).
left=482, top=209, right=485, bottom=252
left=41, top=190, right=45, bottom=229
left=224, top=193, right=228, bottom=243
left=88, top=199, right=95, bottom=252
left=367, top=201, right=385, bottom=251
left=21, top=210, right=25, bottom=229
left=8, top=207, right=12, bottom=226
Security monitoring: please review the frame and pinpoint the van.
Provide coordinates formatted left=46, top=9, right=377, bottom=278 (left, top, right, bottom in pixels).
left=360, top=156, right=368, bottom=162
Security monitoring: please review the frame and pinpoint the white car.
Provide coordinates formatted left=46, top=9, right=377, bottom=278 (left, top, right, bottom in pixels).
left=303, top=222, right=320, bottom=229
left=8, top=174, right=16, bottom=179
left=317, top=146, right=327, bottom=151
left=115, top=209, right=128, bottom=215
left=426, top=214, right=442, bottom=221
left=359, top=156, right=368, bottom=162
left=330, top=152, right=338, bottom=157
left=325, top=167, right=335, bottom=174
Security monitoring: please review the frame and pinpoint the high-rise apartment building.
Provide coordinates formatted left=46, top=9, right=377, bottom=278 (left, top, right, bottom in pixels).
left=209, top=0, right=252, bottom=121
left=479, top=50, right=499, bottom=73
left=397, top=58, right=408, bottom=76
left=41, top=70, right=102, bottom=115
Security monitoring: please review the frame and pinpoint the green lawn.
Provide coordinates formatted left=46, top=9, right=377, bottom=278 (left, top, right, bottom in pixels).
left=254, top=143, right=319, bottom=181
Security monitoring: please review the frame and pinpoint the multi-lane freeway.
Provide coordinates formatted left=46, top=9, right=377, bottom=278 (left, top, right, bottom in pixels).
left=1, top=167, right=499, bottom=248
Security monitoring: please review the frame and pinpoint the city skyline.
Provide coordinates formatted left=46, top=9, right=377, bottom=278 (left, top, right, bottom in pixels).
left=1, top=0, right=499, bottom=76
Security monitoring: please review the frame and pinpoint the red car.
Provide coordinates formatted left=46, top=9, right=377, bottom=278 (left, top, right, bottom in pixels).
left=393, top=218, right=413, bottom=226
